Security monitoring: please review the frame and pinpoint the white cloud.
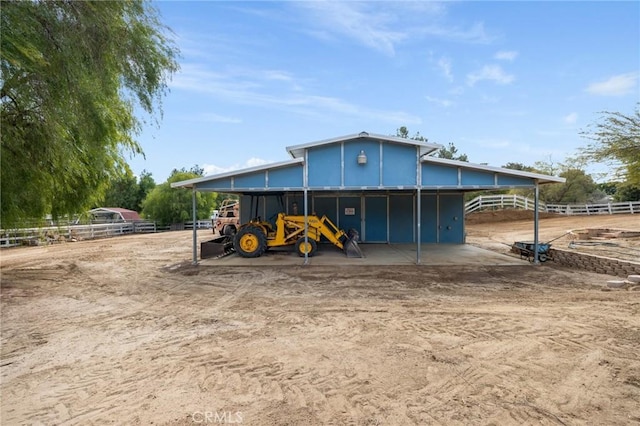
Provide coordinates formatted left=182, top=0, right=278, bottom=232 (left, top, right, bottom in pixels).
left=426, top=96, right=454, bottom=107
left=563, top=112, right=578, bottom=125
left=264, top=70, right=294, bottom=82
left=467, top=65, right=515, bottom=86
left=202, top=157, right=270, bottom=176
left=295, top=2, right=493, bottom=56
left=437, top=57, right=453, bottom=82
left=182, top=113, right=242, bottom=124
left=586, top=72, right=638, bottom=96
left=494, top=50, right=518, bottom=61
left=171, top=63, right=421, bottom=125
left=297, top=2, right=405, bottom=56
left=418, top=21, right=494, bottom=44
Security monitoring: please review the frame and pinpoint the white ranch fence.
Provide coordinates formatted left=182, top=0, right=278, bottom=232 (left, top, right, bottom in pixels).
left=1, top=220, right=213, bottom=248
left=465, top=194, right=639, bottom=215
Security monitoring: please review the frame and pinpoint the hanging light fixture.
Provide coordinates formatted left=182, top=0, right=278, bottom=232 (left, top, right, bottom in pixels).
left=357, top=150, right=367, bottom=165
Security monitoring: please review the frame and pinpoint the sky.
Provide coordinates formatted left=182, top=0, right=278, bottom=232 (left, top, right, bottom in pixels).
left=130, top=1, right=640, bottom=183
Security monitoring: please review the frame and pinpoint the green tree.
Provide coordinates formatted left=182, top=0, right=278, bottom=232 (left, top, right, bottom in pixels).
left=1, top=1, right=179, bottom=227
left=613, top=182, right=640, bottom=202
left=395, top=127, right=468, bottom=161
left=102, top=172, right=139, bottom=211
left=542, top=169, right=599, bottom=204
left=436, top=142, right=468, bottom=162
left=101, top=169, right=156, bottom=211
left=502, top=162, right=537, bottom=172
left=580, top=105, right=640, bottom=186
left=531, top=158, right=601, bottom=203
left=142, top=168, right=217, bottom=226
left=137, top=170, right=156, bottom=211
left=395, top=126, right=426, bottom=141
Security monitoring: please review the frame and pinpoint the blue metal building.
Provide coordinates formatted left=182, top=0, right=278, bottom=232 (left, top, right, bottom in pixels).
left=172, top=132, right=564, bottom=263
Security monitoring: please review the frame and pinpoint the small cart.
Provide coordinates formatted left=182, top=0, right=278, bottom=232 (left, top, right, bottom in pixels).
left=512, top=241, right=552, bottom=262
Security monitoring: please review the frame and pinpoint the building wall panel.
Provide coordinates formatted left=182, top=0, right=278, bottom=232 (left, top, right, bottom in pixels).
left=383, top=144, right=416, bottom=186
left=308, top=144, right=341, bottom=187
left=344, top=140, right=380, bottom=187
left=498, top=174, right=534, bottom=186
left=268, top=165, right=304, bottom=189
left=422, top=164, right=458, bottom=186
left=461, top=170, right=494, bottom=186
left=234, top=172, right=266, bottom=189
left=195, top=177, right=233, bottom=191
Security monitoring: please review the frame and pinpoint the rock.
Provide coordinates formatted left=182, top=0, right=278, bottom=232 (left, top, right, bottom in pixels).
left=606, top=280, right=626, bottom=288
left=627, top=275, right=640, bottom=283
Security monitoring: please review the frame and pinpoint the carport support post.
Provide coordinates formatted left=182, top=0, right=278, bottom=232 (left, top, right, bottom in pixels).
left=416, top=187, right=421, bottom=265
left=192, top=187, right=198, bottom=265
left=303, top=188, right=309, bottom=265
left=533, top=180, right=539, bottom=265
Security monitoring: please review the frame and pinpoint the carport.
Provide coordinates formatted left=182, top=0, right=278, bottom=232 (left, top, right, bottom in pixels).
left=172, top=132, right=564, bottom=264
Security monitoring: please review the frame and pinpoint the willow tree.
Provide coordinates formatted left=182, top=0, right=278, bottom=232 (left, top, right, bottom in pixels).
left=1, top=1, right=179, bottom=226
left=142, top=168, right=217, bottom=227
left=580, top=105, right=640, bottom=186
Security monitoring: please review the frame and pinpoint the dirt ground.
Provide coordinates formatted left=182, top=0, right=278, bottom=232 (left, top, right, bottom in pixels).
left=1, top=213, right=639, bottom=425
left=466, top=211, right=640, bottom=263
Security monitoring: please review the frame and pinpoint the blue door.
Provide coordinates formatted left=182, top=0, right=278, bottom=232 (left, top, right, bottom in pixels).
left=389, top=194, right=414, bottom=243
left=338, top=197, right=361, bottom=236
left=420, top=194, right=438, bottom=243
left=364, top=196, right=387, bottom=242
left=313, top=196, right=337, bottom=221
left=438, top=194, right=464, bottom=243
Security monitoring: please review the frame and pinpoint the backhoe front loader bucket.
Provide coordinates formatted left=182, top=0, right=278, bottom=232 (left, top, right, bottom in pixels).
left=201, top=235, right=234, bottom=259
left=343, top=229, right=364, bottom=258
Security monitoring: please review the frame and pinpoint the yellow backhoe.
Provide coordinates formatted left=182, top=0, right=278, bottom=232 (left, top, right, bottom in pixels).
left=233, top=213, right=363, bottom=258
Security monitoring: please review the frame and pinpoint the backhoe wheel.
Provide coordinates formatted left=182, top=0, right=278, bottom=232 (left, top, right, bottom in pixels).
left=234, top=226, right=267, bottom=258
left=295, top=238, right=317, bottom=257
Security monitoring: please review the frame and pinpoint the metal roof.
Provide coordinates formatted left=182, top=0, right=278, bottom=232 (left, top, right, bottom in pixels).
left=423, top=157, right=566, bottom=184
left=286, top=131, right=442, bottom=159
left=171, top=133, right=565, bottom=191
left=171, top=157, right=304, bottom=189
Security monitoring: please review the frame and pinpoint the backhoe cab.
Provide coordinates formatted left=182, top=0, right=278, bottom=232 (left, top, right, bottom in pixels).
left=233, top=213, right=363, bottom=258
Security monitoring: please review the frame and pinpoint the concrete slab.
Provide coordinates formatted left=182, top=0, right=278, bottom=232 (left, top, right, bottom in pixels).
left=199, top=243, right=525, bottom=266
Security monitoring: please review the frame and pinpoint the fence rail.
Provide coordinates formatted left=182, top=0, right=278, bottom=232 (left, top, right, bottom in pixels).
left=1, top=219, right=214, bottom=248
left=1, top=221, right=156, bottom=248
left=465, top=194, right=639, bottom=215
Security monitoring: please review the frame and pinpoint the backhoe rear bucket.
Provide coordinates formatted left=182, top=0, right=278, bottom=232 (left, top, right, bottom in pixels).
left=343, top=229, right=364, bottom=258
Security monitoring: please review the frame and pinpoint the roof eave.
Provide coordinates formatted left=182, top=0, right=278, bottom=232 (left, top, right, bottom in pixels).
left=423, top=157, right=566, bottom=184
left=287, top=131, right=442, bottom=158
left=171, top=157, right=305, bottom=189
